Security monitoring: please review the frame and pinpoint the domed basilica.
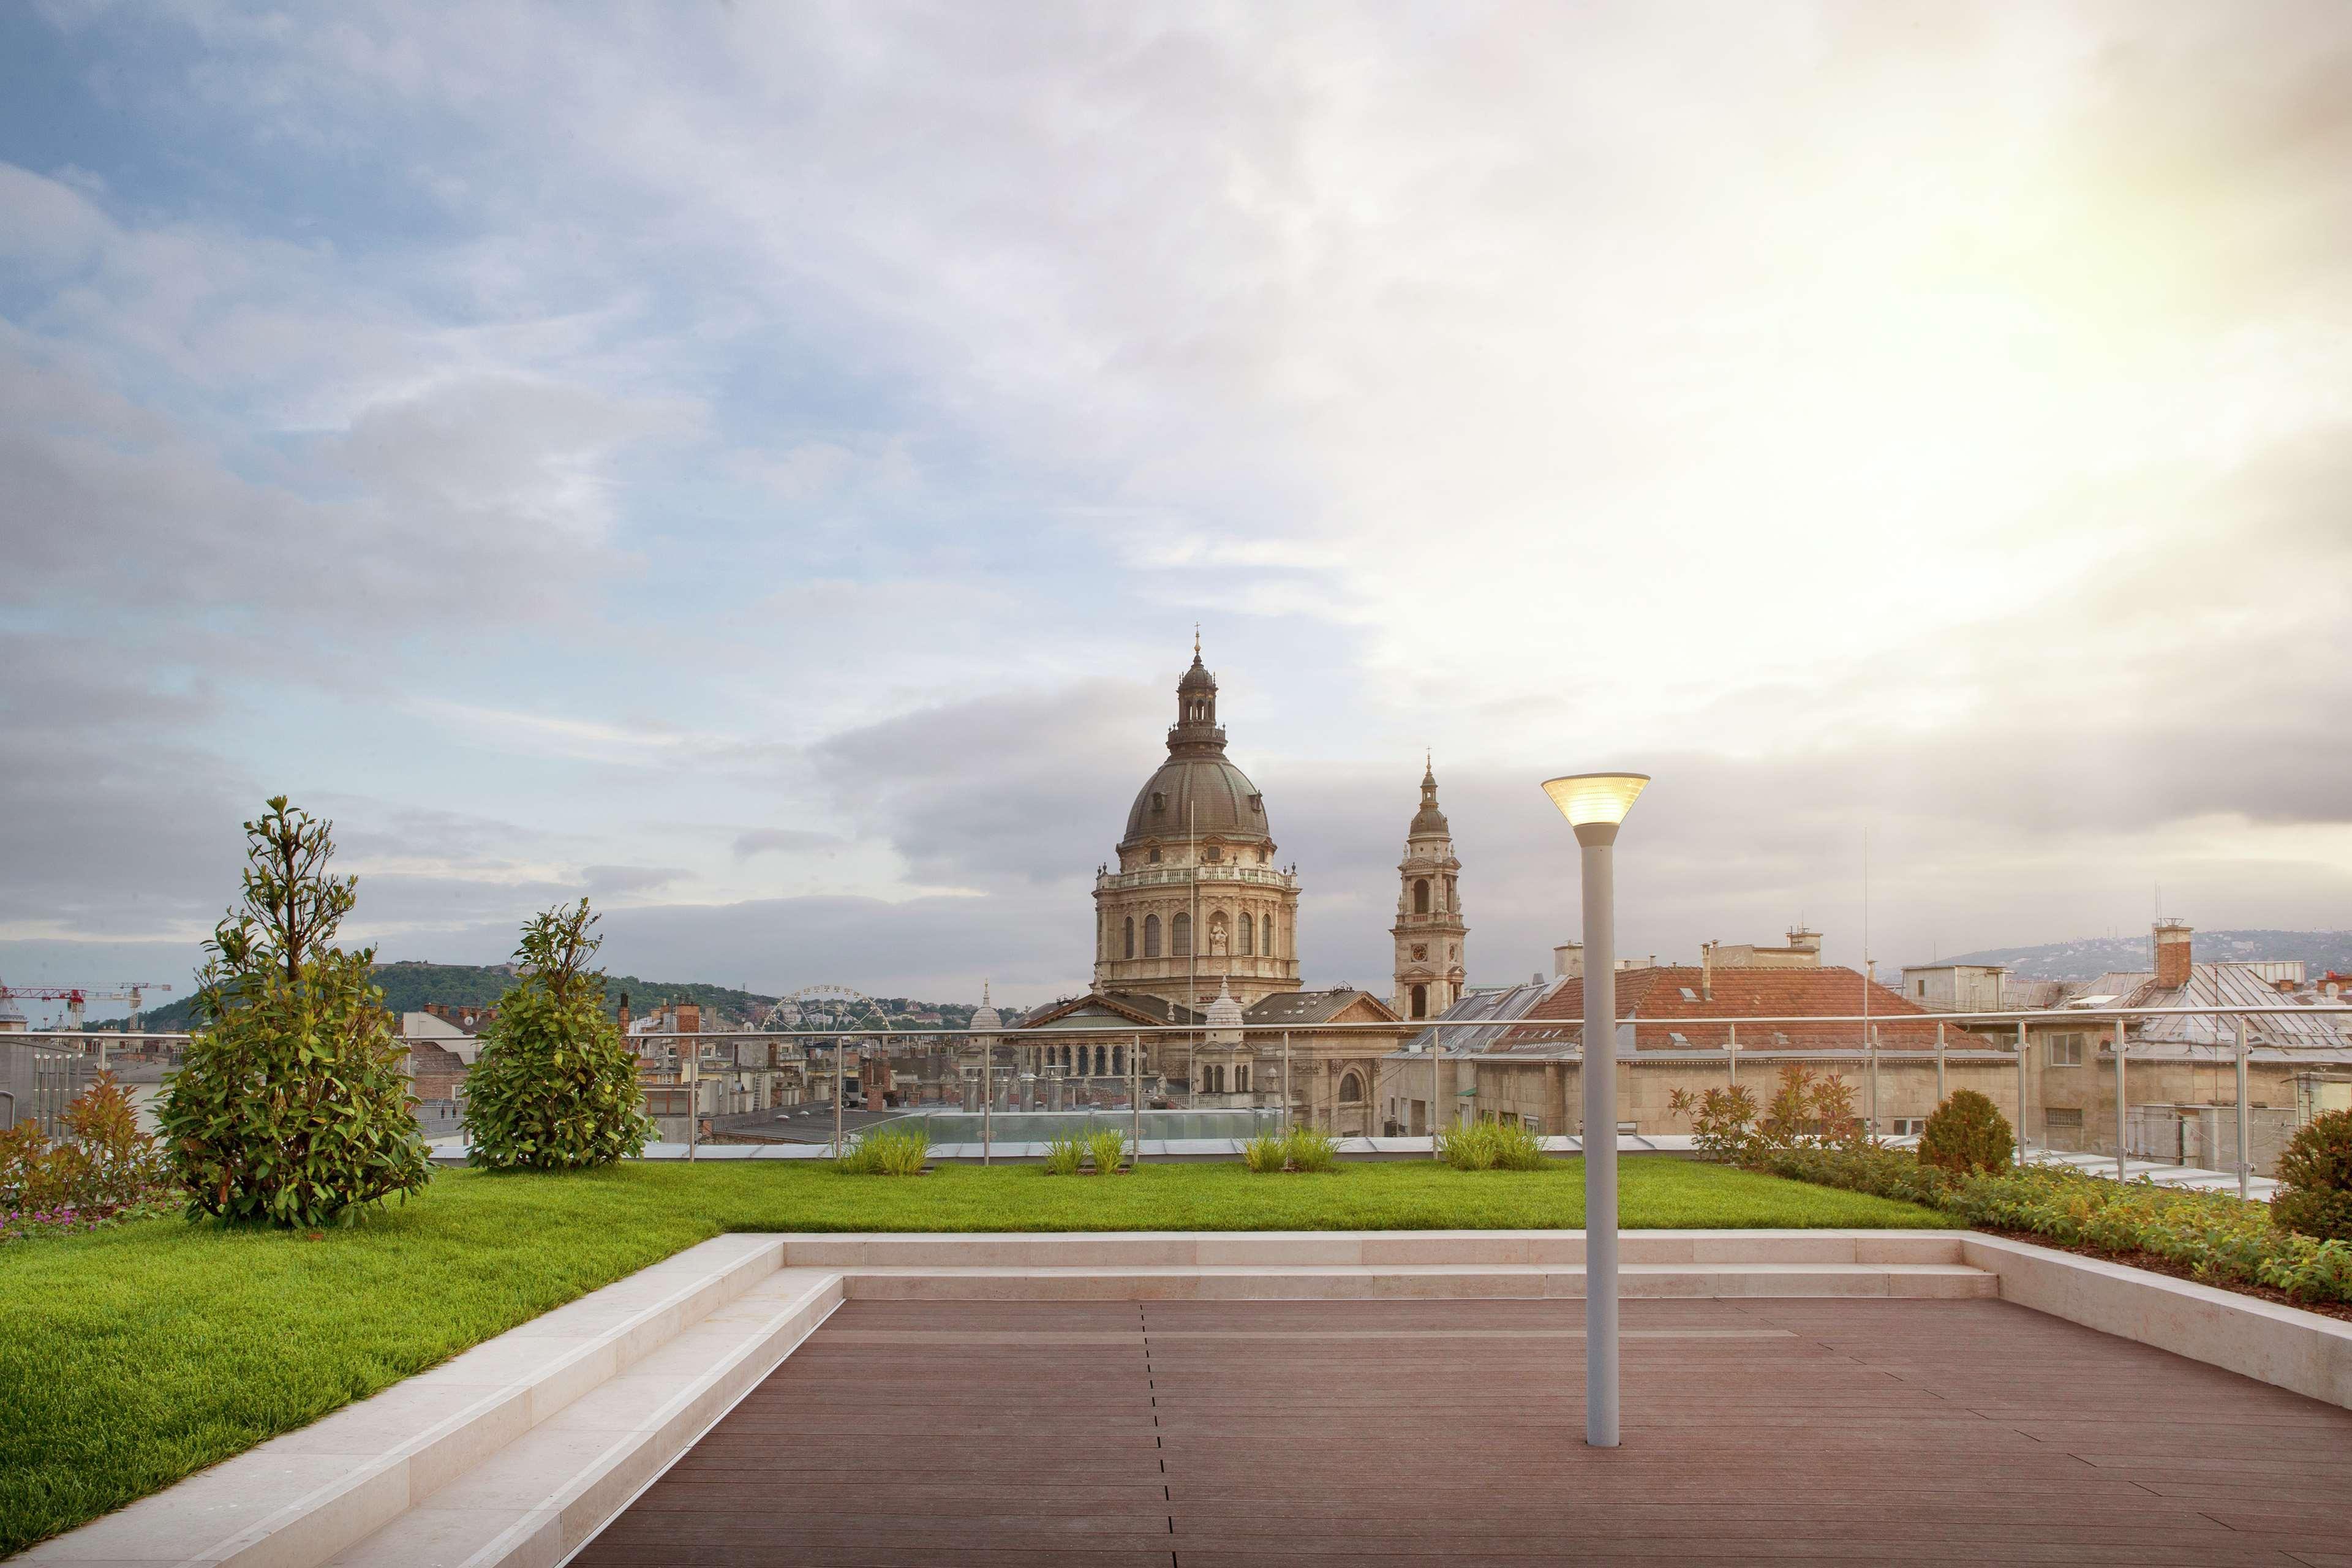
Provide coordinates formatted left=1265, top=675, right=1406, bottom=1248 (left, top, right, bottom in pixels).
left=1011, top=638, right=1466, bottom=1134
left=1090, top=639, right=1303, bottom=1009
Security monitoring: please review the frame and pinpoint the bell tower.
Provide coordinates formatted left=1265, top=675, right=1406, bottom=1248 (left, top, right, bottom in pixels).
left=1391, top=757, right=1466, bottom=1020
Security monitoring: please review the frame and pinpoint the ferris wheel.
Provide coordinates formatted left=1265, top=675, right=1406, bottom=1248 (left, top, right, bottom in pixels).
left=763, top=983, right=894, bottom=1037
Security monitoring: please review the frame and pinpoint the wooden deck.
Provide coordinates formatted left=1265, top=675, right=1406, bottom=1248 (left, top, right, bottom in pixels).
left=573, top=1296, right=2352, bottom=1566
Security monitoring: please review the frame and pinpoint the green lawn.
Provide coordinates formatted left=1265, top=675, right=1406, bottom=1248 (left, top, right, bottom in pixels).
left=0, top=1158, right=1944, bottom=1553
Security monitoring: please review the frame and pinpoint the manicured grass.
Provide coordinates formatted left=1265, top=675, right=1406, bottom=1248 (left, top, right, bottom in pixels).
left=0, top=1157, right=1944, bottom=1553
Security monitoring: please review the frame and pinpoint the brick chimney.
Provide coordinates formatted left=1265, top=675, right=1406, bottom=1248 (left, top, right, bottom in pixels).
left=2154, top=921, right=2193, bottom=990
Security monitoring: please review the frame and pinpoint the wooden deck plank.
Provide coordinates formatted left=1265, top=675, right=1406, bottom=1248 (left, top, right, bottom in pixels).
left=571, top=1295, right=2352, bottom=1567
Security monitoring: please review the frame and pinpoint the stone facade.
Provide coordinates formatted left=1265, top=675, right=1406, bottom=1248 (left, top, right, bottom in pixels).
left=1390, top=761, right=1466, bottom=1021
left=1091, top=644, right=1302, bottom=1009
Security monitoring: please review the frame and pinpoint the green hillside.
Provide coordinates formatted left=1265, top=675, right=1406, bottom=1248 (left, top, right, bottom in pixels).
left=94, top=963, right=995, bottom=1035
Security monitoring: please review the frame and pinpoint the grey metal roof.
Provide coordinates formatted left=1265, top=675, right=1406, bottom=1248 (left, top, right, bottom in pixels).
left=1245, top=987, right=1385, bottom=1025
left=1402, top=976, right=1567, bottom=1057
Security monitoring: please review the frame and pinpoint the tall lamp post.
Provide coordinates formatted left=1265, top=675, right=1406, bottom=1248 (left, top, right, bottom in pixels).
left=1542, top=770, right=1649, bottom=1450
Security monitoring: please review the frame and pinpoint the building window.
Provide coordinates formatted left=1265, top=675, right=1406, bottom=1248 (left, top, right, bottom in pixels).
left=1414, top=878, right=1430, bottom=914
left=1338, top=1071, right=1365, bottom=1103
left=1917, top=980, right=1927, bottom=997
left=1148, top=847, right=1161, bottom=864
left=1152, top=791, right=1166, bottom=812
left=2049, top=1033, right=2084, bottom=1068
left=1123, top=918, right=1135, bottom=959
left=1237, top=914, right=1254, bottom=956
left=1144, top=914, right=1161, bottom=958
left=1172, top=913, right=1191, bottom=957
left=1256, top=848, right=1267, bottom=863
left=1411, top=984, right=1428, bottom=1019
left=1205, top=843, right=1221, bottom=862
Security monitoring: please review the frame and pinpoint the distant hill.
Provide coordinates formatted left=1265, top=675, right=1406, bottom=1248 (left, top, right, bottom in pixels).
left=94, top=962, right=999, bottom=1035
left=1936, top=929, right=2352, bottom=982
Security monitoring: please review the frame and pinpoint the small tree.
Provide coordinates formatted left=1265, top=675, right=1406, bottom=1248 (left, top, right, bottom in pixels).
left=1666, top=1083, right=1761, bottom=1162
left=1917, top=1089, right=2014, bottom=1175
left=2273, top=1109, right=2352, bottom=1242
left=160, top=797, right=429, bottom=1226
left=462, top=900, right=652, bottom=1169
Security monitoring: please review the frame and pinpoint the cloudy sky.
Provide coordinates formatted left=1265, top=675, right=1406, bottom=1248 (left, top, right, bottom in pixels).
left=5, top=1, right=2349, bottom=1019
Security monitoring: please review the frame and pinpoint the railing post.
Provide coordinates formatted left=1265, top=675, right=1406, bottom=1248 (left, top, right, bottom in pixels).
left=1131, top=1033, right=1142, bottom=1164
left=1727, top=1022, right=1737, bottom=1088
left=1934, top=1021, right=1945, bottom=1105
left=2113, top=1014, right=2128, bottom=1182
left=2015, top=1021, right=2029, bottom=1166
left=2235, top=1017, right=2252, bottom=1202
left=982, top=1037, right=992, bottom=1166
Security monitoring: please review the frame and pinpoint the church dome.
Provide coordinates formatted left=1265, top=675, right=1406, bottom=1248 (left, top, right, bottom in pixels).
left=1119, top=642, right=1273, bottom=850
left=1122, top=755, right=1271, bottom=847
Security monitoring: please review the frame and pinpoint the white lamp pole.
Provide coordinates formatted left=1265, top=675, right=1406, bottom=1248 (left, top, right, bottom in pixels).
left=1542, top=771, right=1648, bottom=1451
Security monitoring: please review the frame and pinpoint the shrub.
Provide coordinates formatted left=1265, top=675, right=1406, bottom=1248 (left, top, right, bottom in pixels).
left=1240, top=1131, right=1288, bottom=1174
left=1085, top=1126, right=1131, bottom=1174
left=1282, top=1125, right=1340, bottom=1173
left=1917, top=1090, right=2015, bottom=1177
left=2273, top=1110, right=2352, bottom=1242
left=1041, top=1131, right=1087, bottom=1175
left=1758, top=1140, right=2352, bottom=1306
left=159, top=798, right=430, bottom=1227
left=1488, top=1118, right=1548, bottom=1171
left=1671, top=1065, right=1862, bottom=1161
left=838, top=1125, right=929, bottom=1175
left=463, top=900, right=654, bottom=1170
left=1665, top=1084, right=1760, bottom=1163
left=1439, top=1120, right=1499, bottom=1170
left=0, top=1072, right=175, bottom=1241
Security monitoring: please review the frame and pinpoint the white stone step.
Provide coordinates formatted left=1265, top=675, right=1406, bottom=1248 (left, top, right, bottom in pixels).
left=768, top=1227, right=1969, bottom=1270
left=325, top=1267, right=839, bottom=1568
left=841, top=1261, right=1995, bottom=1301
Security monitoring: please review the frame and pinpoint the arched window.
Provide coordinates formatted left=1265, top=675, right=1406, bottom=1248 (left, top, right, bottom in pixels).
left=1338, top=1071, right=1365, bottom=1103
left=1262, top=914, right=1275, bottom=956
left=1206, top=1065, right=1223, bottom=1093
left=1172, top=912, right=1191, bottom=957
left=1123, top=918, right=1135, bottom=959
left=1235, top=1063, right=1250, bottom=1092
left=1144, top=914, right=1161, bottom=957
left=1237, top=913, right=1253, bottom=956
left=1414, top=878, right=1430, bottom=914
left=1411, top=984, right=1428, bottom=1019
left=1148, top=847, right=1161, bottom=864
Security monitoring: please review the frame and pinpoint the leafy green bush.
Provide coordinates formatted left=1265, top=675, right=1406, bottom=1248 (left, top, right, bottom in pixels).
left=160, top=797, right=430, bottom=1227
left=2272, top=1110, right=2352, bottom=1242
left=1085, top=1127, right=1130, bottom=1174
left=1040, top=1131, right=1087, bottom=1175
left=1760, top=1142, right=2352, bottom=1305
left=837, top=1126, right=930, bottom=1175
left=1282, top=1125, right=1340, bottom=1173
left=462, top=900, right=652, bottom=1170
left=1669, top=1063, right=1864, bottom=1161
left=1917, top=1090, right=2014, bottom=1176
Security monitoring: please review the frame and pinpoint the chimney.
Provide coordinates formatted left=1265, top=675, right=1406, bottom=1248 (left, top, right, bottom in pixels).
left=2154, top=921, right=2192, bottom=990
left=1553, top=942, right=1584, bottom=979
left=1701, top=941, right=1716, bottom=1002
left=677, top=1003, right=701, bottom=1035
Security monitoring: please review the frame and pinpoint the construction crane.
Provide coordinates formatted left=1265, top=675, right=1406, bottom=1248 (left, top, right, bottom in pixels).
left=0, top=984, right=174, bottom=1060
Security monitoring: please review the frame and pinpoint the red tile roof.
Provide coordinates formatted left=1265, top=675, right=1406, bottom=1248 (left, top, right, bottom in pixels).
left=1504, top=966, right=1994, bottom=1052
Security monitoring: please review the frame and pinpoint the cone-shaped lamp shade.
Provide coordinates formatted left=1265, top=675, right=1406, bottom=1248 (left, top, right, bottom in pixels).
left=1541, top=772, right=1650, bottom=827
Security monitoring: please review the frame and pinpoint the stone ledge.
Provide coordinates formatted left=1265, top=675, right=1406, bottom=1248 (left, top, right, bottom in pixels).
left=1959, top=1233, right=2352, bottom=1410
